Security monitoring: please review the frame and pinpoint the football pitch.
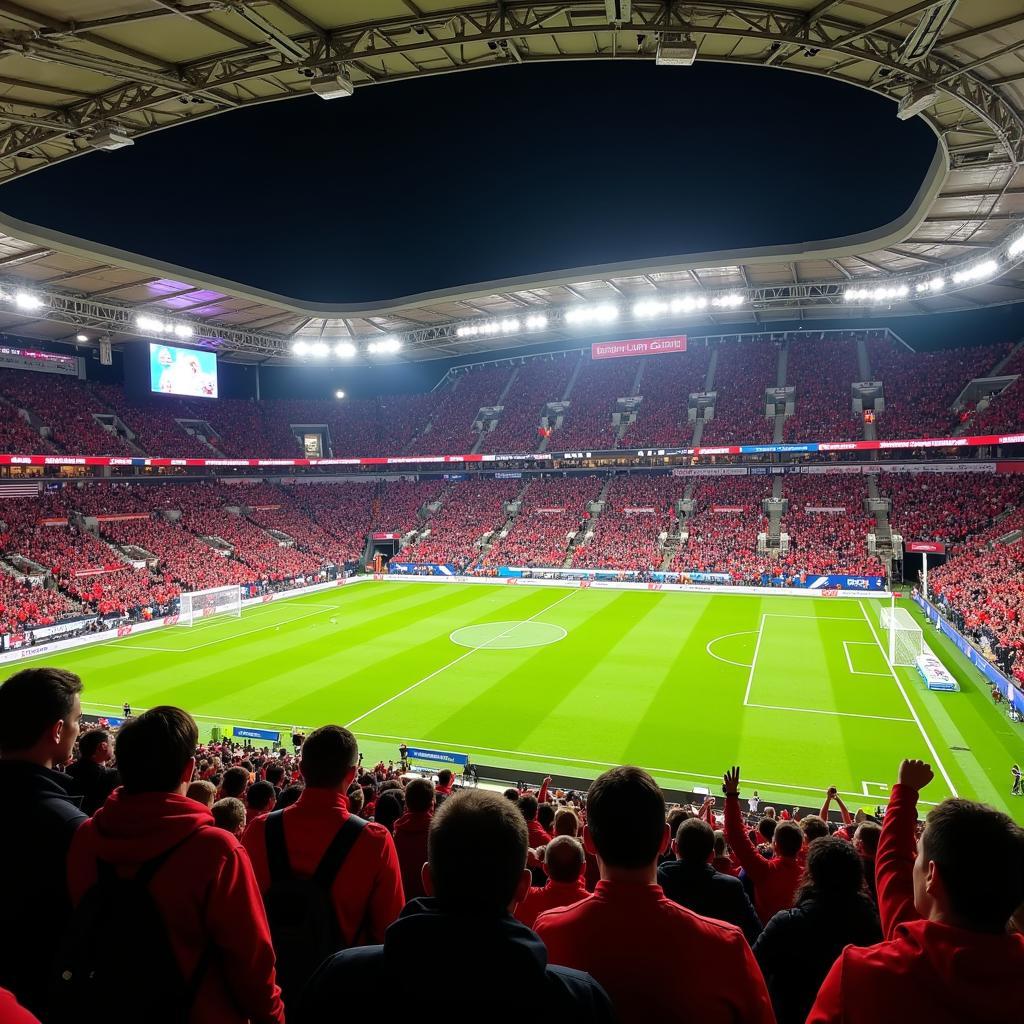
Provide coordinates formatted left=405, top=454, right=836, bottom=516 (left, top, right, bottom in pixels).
left=19, top=580, right=1023, bottom=820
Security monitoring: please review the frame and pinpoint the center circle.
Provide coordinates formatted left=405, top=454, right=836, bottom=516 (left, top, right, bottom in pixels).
left=449, top=620, right=567, bottom=650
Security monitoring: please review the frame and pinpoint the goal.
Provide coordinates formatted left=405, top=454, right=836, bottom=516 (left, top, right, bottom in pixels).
left=877, top=604, right=924, bottom=667
left=178, top=585, right=242, bottom=626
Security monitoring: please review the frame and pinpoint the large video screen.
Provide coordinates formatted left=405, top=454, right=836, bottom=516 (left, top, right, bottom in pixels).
left=149, top=343, right=218, bottom=399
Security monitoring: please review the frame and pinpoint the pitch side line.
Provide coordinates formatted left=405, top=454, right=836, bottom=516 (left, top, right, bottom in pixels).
left=742, top=614, right=767, bottom=706
left=745, top=702, right=913, bottom=723
left=352, top=729, right=941, bottom=806
left=344, top=588, right=580, bottom=730
left=857, top=599, right=958, bottom=797
left=83, top=700, right=312, bottom=732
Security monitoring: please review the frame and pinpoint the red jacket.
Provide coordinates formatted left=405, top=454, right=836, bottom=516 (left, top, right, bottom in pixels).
left=516, top=877, right=589, bottom=929
left=807, top=784, right=1024, bottom=1023
left=393, top=809, right=432, bottom=901
left=67, top=790, right=284, bottom=1024
left=527, top=820, right=554, bottom=848
left=242, top=787, right=404, bottom=946
left=535, top=880, right=775, bottom=1024
left=0, top=987, right=40, bottom=1024
left=724, top=793, right=802, bottom=922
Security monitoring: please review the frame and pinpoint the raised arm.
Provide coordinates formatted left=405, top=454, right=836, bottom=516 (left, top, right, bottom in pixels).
left=722, top=766, right=767, bottom=880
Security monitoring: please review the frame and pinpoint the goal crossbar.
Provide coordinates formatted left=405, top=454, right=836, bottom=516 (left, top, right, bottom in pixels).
left=178, top=585, right=242, bottom=627
left=877, top=604, right=924, bottom=667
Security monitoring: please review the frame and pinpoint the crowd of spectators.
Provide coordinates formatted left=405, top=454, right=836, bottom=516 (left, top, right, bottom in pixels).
left=423, top=366, right=513, bottom=454
left=0, top=402, right=55, bottom=455
left=783, top=335, right=861, bottom=442
left=92, top=386, right=214, bottom=458
left=699, top=340, right=778, bottom=445
left=549, top=359, right=639, bottom=452
left=619, top=346, right=711, bottom=449
left=3, top=667, right=1022, bottom=1024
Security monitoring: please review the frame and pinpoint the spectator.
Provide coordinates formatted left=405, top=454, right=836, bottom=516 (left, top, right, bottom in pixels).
left=535, top=766, right=774, bottom=1024
left=854, top=820, right=882, bottom=902
left=212, top=797, right=247, bottom=836
left=0, top=668, right=86, bottom=1017
left=753, top=836, right=881, bottom=1024
left=242, top=725, right=404, bottom=1007
left=807, top=759, right=1024, bottom=1023
left=723, top=766, right=804, bottom=921
left=0, top=988, right=41, bottom=1024
left=393, top=777, right=434, bottom=901
left=244, top=780, right=276, bottom=829
left=219, top=765, right=249, bottom=800
left=301, top=789, right=614, bottom=1022
left=186, top=779, right=216, bottom=808
left=62, top=706, right=283, bottom=1024
left=657, top=818, right=762, bottom=944
left=554, top=806, right=580, bottom=837
left=435, top=768, right=455, bottom=798
left=516, top=835, right=589, bottom=929
left=373, top=789, right=404, bottom=834
left=66, top=728, right=120, bottom=815
left=519, top=793, right=553, bottom=847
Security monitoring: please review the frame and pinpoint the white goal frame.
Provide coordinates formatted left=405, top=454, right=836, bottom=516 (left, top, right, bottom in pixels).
left=178, top=585, right=242, bottom=627
left=877, top=601, right=924, bottom=667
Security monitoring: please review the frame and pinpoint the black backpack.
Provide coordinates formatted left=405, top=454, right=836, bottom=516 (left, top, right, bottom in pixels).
left=262, top=809, right=366, bottom=1007
left=51, top=831, right=209, bottom=1024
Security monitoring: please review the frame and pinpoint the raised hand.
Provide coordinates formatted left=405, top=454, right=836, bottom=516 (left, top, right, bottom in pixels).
left=723, top=766, right=741, bottom=794
left=897, top=759, right=934, bottom=792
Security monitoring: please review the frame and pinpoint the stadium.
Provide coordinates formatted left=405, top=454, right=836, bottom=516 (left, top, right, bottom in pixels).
left=0, top=3, right=1023, bottom=1023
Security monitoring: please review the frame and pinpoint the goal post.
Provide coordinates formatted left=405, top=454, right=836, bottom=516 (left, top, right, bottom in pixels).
left=877, top=601, right=924, bottom=667
left=177, top=585, right=242, bottom=627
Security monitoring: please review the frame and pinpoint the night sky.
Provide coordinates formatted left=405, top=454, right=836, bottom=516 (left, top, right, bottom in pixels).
left=1, top=61, right=940, bottom=304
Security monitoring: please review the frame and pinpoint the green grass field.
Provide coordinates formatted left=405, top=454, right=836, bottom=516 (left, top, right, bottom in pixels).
left=17, top=580, right=1023, bottom=820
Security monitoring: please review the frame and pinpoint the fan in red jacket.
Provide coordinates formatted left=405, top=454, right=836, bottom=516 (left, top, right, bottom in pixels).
left=723, top=767, right=803, bottom=922
left=807, top=758, right=1024, bottom=1024
left=516, top=835, right=589, bottom=929
left=393, top=777, right=435, bottom=901
left=66, top=708, right=284, bottom=1024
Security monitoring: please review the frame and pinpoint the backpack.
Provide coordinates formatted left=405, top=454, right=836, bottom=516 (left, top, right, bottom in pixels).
left=262, top=809, right=367, bottom=1007
left=50, top=831, right=208, bottom=1024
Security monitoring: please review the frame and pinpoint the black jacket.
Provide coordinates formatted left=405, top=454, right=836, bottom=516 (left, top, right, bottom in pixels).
left=65, top=758, right=119, bottom=815
left=656, top=860, right=762, bottom=944
left=300, top=898, right=615, bottom=1023
left=0, top=760, right=86, bottom=1017
left=752, top=894, right=881, bottom=1024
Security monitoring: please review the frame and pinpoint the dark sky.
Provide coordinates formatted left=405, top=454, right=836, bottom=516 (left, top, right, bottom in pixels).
left=0, top=61, right=938, bottom=304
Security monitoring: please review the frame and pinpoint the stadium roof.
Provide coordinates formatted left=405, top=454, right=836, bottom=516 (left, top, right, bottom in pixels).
left=0, top=1, right=1020, bottom=363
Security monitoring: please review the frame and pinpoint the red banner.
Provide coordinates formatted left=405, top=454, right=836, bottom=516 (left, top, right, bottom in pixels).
left=712, top=505, right=746, bottom=512
left=591, top=336, right=687, bottom=360
left=906, top=541, right=946, bottom=554
left=371, top=532, right=402, bottom=540
left=73, top=564, right=130, bottom=578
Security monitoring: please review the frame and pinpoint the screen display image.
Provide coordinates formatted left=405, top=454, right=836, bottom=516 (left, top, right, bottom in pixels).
left=149, top=343, right=218, bottom=398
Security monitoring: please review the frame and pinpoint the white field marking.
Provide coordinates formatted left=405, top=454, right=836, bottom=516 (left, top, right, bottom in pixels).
left=745, top=702, right=914, bottom=723
left=183, top=600, right=342, bottom=632
left=705, top=630, right=757, bottom=669
left=862, top=781, right=890, bottom=796
left=117, top=605, right=336, bottom=654
left=352, top=729, right=941, bottom=806
left=843, top=640, right=891, bottom=677
left=449, top=621, right=567, bottom=650
left=764, top=614, right=866, bottom=621
left=344, top=588, right=580, bottom=730
left=742, top=614, right=767, bottom=706
left=82, top=700, right=311, bottom=731
left=858, top=599, right=958, bottom=797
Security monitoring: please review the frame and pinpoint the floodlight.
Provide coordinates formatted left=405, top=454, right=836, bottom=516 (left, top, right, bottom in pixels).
left=136, top=315, right=165, bottom=332
left=368, top=337, right=401, bottom=355
left=293, top=341, right=310, bottom=356
left=310, top=342, right=330, bottom=357
left=525, top=315, right=548, bottom=330
left=1008, top=233, right=1024, bottom=260
left=952, top=259, right=998, bottom=284
left=897, top=85, right=940, bottom=121
left=565, top=304, right=619, bottom=325
left=86, top=129, right=134, bottom=151
left=334, top=342, right=357, bottom=358
left=14, top=292, right=42, bottom=311
left=76, top=334, right=89, bottom=342
left=656, top=40, right=697, bottom=66
left=310, top=71, right=354, bottom=100
left=335, top=389, right=346, bottom=399
left=173, top=324, right=193, bottom=338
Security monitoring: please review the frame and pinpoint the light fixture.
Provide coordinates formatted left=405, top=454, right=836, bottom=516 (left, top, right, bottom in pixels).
left=334, top=341, right=357, bottom=358
left=844, top=285, right=910, bottom=303
left=14, top=292, right=43, bottom=311
left=368, top=337, right=402, bottom=355
left=335, top=389, right=346, bottom=399
left=173, top=324, right=193, bottom=339
left=711, top=293, right=745, bottom=309
left=309, top=70, right=354, bottom=100
left=136, top=315, right=166, bottom=333
left=1007, top=233, right=1024, bottom=260
left=525, top=314, right=548, bottom=330
left=310, top=342, right=330, bottom=357
left=86, top=128, right=134, bottom=151
left=952, top=259, right=998, bottom=284
left=565, top=304, right=619, bottom=325
left=76, top=333, right=89, bottom=342
left=916, top=277, right=946, bottom=294
left=292, top=341, right=310, bottom=356
left=656, top=38, right=697, bottom=66
left=897, top=85, right=940, bottom=121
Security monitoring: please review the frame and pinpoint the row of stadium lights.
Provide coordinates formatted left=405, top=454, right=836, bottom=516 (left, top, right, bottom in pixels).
left=845, top=232, right=1024, bottom=305
left=291, top=337, right=402, bottom=359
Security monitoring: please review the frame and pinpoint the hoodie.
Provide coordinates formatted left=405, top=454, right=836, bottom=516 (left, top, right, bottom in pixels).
left=299, top=898, right=613, bottom=1024
left=392, top=809, right=431, bottom=901
left=0, top=760, right=86, bottom=1017
left=807, top=784, right=1024, bottom=1023
left=67, top=789, right=284, bottom=1024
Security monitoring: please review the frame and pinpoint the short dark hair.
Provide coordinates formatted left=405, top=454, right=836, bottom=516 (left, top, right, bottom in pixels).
left=78, top=729, right=110, bottom=761
left=221, top=766, right=249, bottom=798
left=774, top=820, right=804, bottom=858
left=0, top=667, right=82, bottom=753
left=277, top=783, right=303, bottom=809
left=518, top=794, right=539, bottom=822
left=211, top=797, right=246, bottom=833
left=300, top=725, right=358, bottom=788
left=405, top=777, right=435, bottom=813
left=801, top=814, right=829, bottom=843
left=587, top=766, right=666, bottom=869
left=266, top=764, right=285, bottom=786
left=922, top=798, right=1024, bottom=932
left=246, top=780, right=276, bottom=813
left=374, top=790, right=404, bottom=833
left=855, top=821, right=882, bottom=856
left=675, top=818, right=715, bottom=864
left=428, top=789, right=527, bottom=914
left=666, top=806, right=690, bottom=840
left=544, top=836, right=584, bottom=883
left=757, top=817, right=777, bottom=842
left=503, top=788, right=520, bottom=803
left=797, top=836, right=866, bottom=904
left=115, top=706, right=197, bottom=794
left=537, top=802, right=555, bottom=832
left=437, top=769, right=453, bottom=787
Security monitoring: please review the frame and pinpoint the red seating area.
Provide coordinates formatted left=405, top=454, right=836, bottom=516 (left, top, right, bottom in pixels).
left=194, top=399, right=301, bottom=458
left=699, top=340, right=777, bottom=445
left=479, top=355, right=578, bottom=453
left=400, top=478, right=520, bottom=566
left=423, top=366, right=513, bottom=453
left=869, top=337, right=1010, bottom=439
left=883, top=472, right=1024, bottom=545
left=0, top=369, right=136, bottom=456
left=968, top=346, right=1024, bottom=436
left=93, top=385, right=212, bottom=457
left=619, top=346, right=711, bottom=448
left=672, top=476, right=773, bottom=580
left=572, top=474, right=684, bottom=569
left=483, top=475, right=603, bottom=567
left=783, top=334, right=860, bottom=442
left=781, top=475, right=881, bottom=576
left=549, top=359, right=639, bottom=451
left=0, top=401, right=56, bottom=454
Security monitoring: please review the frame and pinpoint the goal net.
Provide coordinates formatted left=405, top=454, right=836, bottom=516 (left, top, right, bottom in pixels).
left=877, top=604, right=924, bottom=667
left=178, top=585, right=242, bottom=627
